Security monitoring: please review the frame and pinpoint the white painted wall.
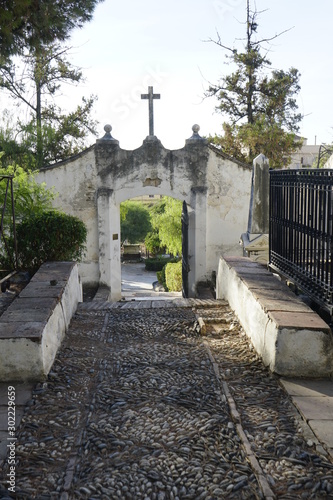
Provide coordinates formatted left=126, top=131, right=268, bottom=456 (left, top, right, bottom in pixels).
left=36, top=137, right=252, bottom=298
left=36, top=148, right=100, bottom=285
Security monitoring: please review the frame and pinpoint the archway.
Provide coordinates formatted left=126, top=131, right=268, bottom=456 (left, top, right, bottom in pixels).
left=95, top=131, right=210, bottom=301
left=36, top=125, right=253, bottom=302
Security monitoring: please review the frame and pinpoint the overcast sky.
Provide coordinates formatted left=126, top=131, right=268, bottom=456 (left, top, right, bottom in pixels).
left=12, top=0, right=333, bottom=151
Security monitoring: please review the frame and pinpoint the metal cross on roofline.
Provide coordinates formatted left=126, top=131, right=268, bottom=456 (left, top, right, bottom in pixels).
left=141, top=86, right=160, bottom=137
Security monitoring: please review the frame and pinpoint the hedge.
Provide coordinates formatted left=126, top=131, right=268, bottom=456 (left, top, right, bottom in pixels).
left=165, top=260, right=182, bottom=292
left=145, top=256, right=178, bottom=272
left=15, top=210, right=87, bottom=271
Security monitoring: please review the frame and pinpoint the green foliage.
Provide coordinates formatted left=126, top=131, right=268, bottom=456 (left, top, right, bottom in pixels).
left=144, top=257, right=176, bottom=272
left=144, top=229, right=162, bottom=255
left=0, top=0, right=103, bottom=61
left=146, top=197, right=182, bottom=256
left=0, top=164, right=55, bottom=222
left=0, top=163, right=57, bottom=269
left=156, top=266, right=167, bottom=291
left=210, top=119, right=303, bottom=169
left=120, top=200, right=152, bottom=244
left=206, top=0, right=303, bottom=167
left=0, top=43, right=98, bottom=168
left=165, top=260, right=182, bottom=292
left=14, top=211, right=87, bottom=271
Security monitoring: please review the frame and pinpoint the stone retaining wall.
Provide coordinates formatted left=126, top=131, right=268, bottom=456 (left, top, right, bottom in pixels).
left=0, top=262, right=82, bottom=381
left=216, top=255, right=333, bottom=377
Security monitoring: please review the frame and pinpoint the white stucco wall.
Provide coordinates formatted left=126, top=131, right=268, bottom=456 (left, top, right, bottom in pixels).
left=35, top=137, right=252, bottom=296
left=206, top=150, right=252, bottom=277
left=36, top=147, right=99, bottom=284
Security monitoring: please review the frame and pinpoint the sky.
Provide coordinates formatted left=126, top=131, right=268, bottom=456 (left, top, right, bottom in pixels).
left=9, top=0, right=333, bottom=151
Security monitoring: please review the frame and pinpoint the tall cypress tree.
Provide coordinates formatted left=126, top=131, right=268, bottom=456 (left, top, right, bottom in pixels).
left=206, top=0, right=303, bottom=168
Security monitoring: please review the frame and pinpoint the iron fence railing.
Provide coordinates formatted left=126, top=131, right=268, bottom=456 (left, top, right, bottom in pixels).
left=269, top=169, right=333, bottom=313
left=0, top=175, right=18, bottom=290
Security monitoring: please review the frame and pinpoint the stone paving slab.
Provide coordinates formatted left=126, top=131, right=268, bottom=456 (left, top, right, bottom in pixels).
left=281, top=378, right=333, bottom=397
left=223, top=256, right=265, bottom=268
left=268, top=310, right=330, bottom=331
left=308, top=421, right=333, bottom=450
left=30, top=261, right=75, bottom=282
left=252, top=286, right=301, bottom=302
left=9, top=297, right=59, bottom=310
left=292, top=395, right=333, bottom=420
left=0, top=322, right=46, bottom=339
left=0, top=383, right=34, bottom=463
left=257, top=298, right=311, bottom=312
left=0, top=307, right=54, bottom=323
left=18, top=282, right=66, bottom=298
left=0, top=407, right=25, bottom=432
left=0, top=384, right=33, bottom=405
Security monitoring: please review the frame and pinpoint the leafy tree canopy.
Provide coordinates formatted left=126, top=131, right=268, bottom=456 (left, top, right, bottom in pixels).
left=0, top=0, right=102, bottom=61
left=0, top=163, right=56, bottom=221
left=147, top=197, right=182, bottom=257
left=120, top=200, right=152, bottom=245
left=0, top=161, right=57, bottom=269
left=206, top=0, right=303, bottom=168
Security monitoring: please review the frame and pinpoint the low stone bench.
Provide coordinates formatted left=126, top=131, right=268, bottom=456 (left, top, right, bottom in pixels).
left=0, top=262, right=82, bottom=381
left=216, top=255, right=333, bottom=377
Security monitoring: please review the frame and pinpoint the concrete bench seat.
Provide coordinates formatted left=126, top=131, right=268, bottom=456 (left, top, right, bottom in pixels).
left=217, top=255, right=333, bottom=377
left=0, top=262, right=82, bottom=381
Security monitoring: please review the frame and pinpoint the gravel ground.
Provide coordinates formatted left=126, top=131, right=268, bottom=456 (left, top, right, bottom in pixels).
left=0, top=301, right=332, bottom=499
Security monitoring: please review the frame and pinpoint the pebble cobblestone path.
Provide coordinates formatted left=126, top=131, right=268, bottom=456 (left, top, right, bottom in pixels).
left=1, top=299, right=333, bottom=499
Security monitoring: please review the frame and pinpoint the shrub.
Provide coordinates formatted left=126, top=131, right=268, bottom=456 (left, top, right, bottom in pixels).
left=145, top=257, right=177, bottom=272
left=165, top=260, right=182, bottom=292
left=157, top=266, right=168, bottom=291
left=14, top=210, right=87, bottom=271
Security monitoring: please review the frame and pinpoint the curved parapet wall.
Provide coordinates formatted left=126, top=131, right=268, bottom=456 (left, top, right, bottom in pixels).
left=216, top=255, right=332, bottom=377
left=0, top=262, right=82, bottom=381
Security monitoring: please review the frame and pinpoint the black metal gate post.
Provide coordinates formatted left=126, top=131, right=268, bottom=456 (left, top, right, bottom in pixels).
left=182, top=200, right=189, bottom=298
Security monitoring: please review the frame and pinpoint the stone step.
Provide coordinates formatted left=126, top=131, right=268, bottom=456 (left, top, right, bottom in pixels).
left=78, top=298, right=226, bottom=311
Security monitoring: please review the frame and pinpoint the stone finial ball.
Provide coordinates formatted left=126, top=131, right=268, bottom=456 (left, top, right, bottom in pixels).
left=192, top=124, right=200, bottom=133
left=104, top=124, right=112, bottom=133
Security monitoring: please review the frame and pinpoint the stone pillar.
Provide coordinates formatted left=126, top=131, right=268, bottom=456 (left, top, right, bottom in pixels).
left=241, top=154, right=270, bottom=263
left=188, top=187, right=207, bottom=297
left=185, top=125, right=209, bottom=296
left=97, top=188, right=121, bottom=302
left=247, top=153, right=270, bottom=235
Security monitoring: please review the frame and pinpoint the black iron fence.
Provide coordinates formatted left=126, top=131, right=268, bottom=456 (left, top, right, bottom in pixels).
left=269, top=169, right=333, bottom=313
left=0, top=175, right=18, bottom=290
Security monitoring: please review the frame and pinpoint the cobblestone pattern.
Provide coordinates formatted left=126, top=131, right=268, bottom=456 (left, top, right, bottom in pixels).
left=0, top=303, right=332, bottom=499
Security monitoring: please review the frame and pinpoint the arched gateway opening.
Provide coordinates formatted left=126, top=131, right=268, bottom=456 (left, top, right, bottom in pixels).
left=120, top=195, right=184, bottom=299
left=95, top=125, right=208, bottom=301
left=36, top=124, right=252, bottom=302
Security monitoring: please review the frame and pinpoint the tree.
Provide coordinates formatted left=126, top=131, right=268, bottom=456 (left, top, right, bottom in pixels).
left=0, top=0, right=102, bottom=61
left=120, top=201, right=152, bottom=244
left=0, top=162, right=56, bottom=268
left=0, top=43, right=98, bottom=167
left=146, top=197, right=182, bottom=256
left=206, top=0, right=303, bottom=168
left=0, top=1, right=102, bottom=167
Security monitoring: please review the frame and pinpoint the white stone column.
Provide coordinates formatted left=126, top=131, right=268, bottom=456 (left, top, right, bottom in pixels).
left=188, top=187, right=208, bottom=297
left=97, top=188, right=121, bottom=302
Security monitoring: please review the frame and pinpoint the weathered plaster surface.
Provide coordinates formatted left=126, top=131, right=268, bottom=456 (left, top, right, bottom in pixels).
left=36, top=133, right=252, bottom=297
left=216, top=255, right=333, bottom=377
left=0, top=262, right=82, bottom=381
